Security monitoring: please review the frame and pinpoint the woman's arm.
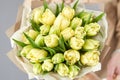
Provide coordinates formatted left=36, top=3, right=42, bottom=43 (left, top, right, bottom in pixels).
left=51, top=0, right=111, bottom=4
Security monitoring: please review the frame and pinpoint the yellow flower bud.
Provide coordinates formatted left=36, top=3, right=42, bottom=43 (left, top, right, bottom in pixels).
left=26, top=49, right=48, bottom=63
left=28, top=30, right=39, bottom=40
left=61, top=27, right=74, bottom=40
left=79, top=12, right=93, bottom=24
left=33, top=63, right=42, bottom=74
left=44, top=34, right=59, bottom=48
left=49, top=25, right=61, bottom=36
left=22, top=30, right=39, bottom=44
left=71, top=17, right=82, bottom=30
left=49, top=13, right=70, bottom=34
left=41, top=9, right=56, bottom=25
left=35, top=34, right=45, bottom=47
left=40, top=25, right=50, bottom=35
left=62, top=6, right=75, bottom=20
left=75, top=26, right=86, bottom=39
left=55, top=13, right=70, bottom=31
left=84, top=23, right=100, bottom=36
left=81, top=50, right=100, bottom=66
left=52, top=53, right=64, bottom=64
left=64, top=49, right=80, bottom=65
left=20, top=45, right=33, bottom=57
left=83, top=39, right=100, bottom=51
left=42, top=59, right=54, bottom=72
left=70, top=37, right=84, bottom=50
left=69, top=65, right=80, bottom=78
left=56, top=63, right=69, bottom=77
left=32, top=7, right=44, bottom=24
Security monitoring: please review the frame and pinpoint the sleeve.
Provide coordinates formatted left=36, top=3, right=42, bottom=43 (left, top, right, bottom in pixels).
left=116, top=1, right=120, bottom=49
left=104, top=0, right=117, bottom=45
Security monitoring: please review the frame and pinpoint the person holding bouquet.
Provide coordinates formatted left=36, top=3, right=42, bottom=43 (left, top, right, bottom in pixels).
left=49, top=0, right=120, bottom=80
left=10, top=0, right=120, bottom=80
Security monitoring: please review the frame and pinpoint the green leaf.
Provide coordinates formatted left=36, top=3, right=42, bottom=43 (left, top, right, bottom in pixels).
left=43, top=0, right=48, bottom=11
left=43, top=47, right=56, bottom=56
left=76, top=10, right=84, bottom=17
left=23, top=33, right=39, bottom=48
left=99, top=30, right=103, bottom=38
left=78, top=61, right=83, bottom=68
left=64, top=40, right=70, bottom=49
left=12, top=39, right=27, bottom=47
left=93, top=13, right=105, bottom=22
left=42, top=71, right=49, bottom=75
left=73, top=0, right=79, bottom=10
left=53, top=47, right=65, bottom=53
left=74, top=65, right=80, bottom=70
left=81, top=19, right=85, bottom=27
left=61, top=0, right=64, bottom=12
left=39, top=57, right=51, bottom=62
left=54, top=64, right=58, bottom=72
left=59, top=36, right=66, bottom=52
left=30, top=19, right=40, bottom=32
left=55, top=4, right=59, bottom=16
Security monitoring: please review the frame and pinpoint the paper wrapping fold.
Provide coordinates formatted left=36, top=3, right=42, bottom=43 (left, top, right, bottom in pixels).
left=6, top=0, right=109, bottom=80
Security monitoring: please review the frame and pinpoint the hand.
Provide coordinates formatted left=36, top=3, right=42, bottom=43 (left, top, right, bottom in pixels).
left=107, top=51, right=120, bottom=80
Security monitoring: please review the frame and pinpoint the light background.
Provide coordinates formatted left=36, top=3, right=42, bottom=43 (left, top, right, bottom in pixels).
left=0, top=0, right=101, bottom=80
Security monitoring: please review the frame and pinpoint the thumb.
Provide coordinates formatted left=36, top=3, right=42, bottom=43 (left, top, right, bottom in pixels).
left=115, top=75, right=120, bottom=80
left=107, top=64, right=116, bottom=80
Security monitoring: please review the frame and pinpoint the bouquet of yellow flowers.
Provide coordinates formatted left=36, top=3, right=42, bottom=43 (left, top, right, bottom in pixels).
left=9, top=0, right=108, bottom=80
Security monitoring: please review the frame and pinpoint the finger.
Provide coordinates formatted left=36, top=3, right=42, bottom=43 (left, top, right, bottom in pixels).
left=115, top=75, right=120, bottom=80
left=107, top=64, right=116, bottom=80
left=89, top=0, right=111, bottom=3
